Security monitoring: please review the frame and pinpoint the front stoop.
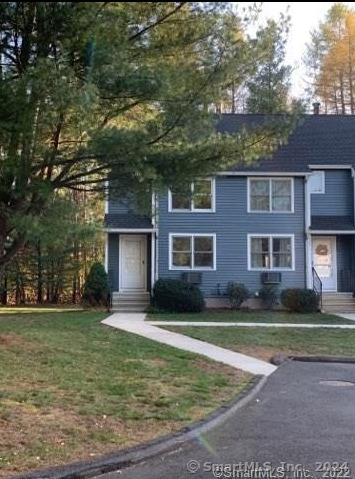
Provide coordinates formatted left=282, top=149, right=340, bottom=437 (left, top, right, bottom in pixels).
left=322, top=292, right=355, bottom=313
left=111, top=291, right=150, bottom=313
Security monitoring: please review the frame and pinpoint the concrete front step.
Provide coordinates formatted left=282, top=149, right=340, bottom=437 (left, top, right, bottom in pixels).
left=323, top=305, right=355, bottom=311
left=111, top=307, right=149, bottom=313
left=323, top=293, right=353, bottom=299
left=323, top=298, right=354, bottom=302
left=322, top=292, right=355, bottom=312
left=112, top=301, right=150, bottom=308
left=112, top=293, right=150, bottom=300
left=111, top=291, right=150, bottom=312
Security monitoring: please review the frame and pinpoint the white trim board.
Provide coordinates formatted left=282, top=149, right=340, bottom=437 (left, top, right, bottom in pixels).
left=247, top=234, right=295, bottom=271
left=308, top=165, right=354, bottom=170
left=217, top=171, right=310, bottom=177
left=309, top=230, right=355, bottom=235
left=169, top=233, right=217, bottom=271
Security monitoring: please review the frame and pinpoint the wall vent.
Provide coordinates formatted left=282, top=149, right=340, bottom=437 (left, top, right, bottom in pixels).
left=261, top=272, right=281, bottom=284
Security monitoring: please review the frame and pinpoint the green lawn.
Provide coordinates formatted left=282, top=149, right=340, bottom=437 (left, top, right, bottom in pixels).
left=163, top=325, right=355, bottom=361
left=0, top=311, right=251, bottom=477
left=148, top=309, right=354, bottom=324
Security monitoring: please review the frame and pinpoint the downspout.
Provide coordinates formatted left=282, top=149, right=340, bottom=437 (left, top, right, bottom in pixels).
left=304, top=175, right=312, bottom=289
left=151, top=192, right=159, bottom=291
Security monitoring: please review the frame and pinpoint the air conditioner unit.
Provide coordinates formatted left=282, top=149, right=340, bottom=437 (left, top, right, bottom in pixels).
left=181, top=272, right=202, bottom=285
left=261, top=272, right=282, bottom=284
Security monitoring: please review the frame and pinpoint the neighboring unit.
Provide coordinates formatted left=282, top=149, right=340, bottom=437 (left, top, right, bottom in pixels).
left=105, top=113, right=355, bottom=312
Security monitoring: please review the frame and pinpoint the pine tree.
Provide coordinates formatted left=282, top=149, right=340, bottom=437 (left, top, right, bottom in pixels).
left=246, top=17, right=292, bottom=113
left=82, top=263, right=110, bottom=307
left=0, top=2, right=296, bottom=273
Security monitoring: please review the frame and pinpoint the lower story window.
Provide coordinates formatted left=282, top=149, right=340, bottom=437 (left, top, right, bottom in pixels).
left=249, top=235, right=294, bottom=270
left=170, top=234, right=215, bottom=270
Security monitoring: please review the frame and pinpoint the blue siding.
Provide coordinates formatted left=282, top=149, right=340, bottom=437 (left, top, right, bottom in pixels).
left=311, top=170, right=353, bottom=217
left=108, top=191, right=137, bottom=214
left=158, top=176, right=306, bottom=296
left=108, top=234, right=119, bottom=290
left=337, top=235, right=354, bottom=292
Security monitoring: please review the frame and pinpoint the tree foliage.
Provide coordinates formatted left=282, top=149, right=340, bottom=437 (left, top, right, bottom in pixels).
left=246, top=17, right=292, bottom=113
left=305, top=3, right=355, bottom=114
left=0, top=2, right=295, bottom=270
left=1, top=191, right=103, bottom=305
left=82, top=262, right=109, bottom=307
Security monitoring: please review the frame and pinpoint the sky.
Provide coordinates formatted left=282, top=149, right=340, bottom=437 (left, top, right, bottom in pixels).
left=239, top=2, right=355, bottom=101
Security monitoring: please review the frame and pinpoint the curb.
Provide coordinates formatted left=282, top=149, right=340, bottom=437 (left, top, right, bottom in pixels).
left=291, top=355, right=355, bottom=363
left=8, top=376, right=267, bottom=479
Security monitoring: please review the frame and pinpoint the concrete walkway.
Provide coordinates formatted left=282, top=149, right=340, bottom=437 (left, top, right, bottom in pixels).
left=149, top=320, right=355, bottom=329
left=334, top=312, right=355, bottom=321
left=102, top=314, right=276, bottom=376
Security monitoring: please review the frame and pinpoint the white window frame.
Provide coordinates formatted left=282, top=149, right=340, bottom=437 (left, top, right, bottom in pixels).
left=247, top=177, right=294, bottom=213
left=308, top=170, right=325, bottom=194
left=168, top=178, right=216, bottom=213
left=169, top=233, right=217, bottom=270
left=247, top=234, right=295, bottom=271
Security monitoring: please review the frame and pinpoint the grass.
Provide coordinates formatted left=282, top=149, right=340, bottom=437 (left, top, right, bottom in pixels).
left=0, top=306, right=84, bottom=314
left=0, top=310, right=251, bottom=477
left=147, top=309, right=355, bottom=324
left=163, top=325, right=355, bottom=362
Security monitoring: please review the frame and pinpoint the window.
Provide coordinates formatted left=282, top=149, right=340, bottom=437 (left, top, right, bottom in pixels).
left=170, top=234, right=216, bottom=270
left=249, top=235, right=294, bottom=270
left=249, top=178, right=293, bottom=212
left=308, top=171, right=325, bottom=194
left=169, top=179, right=215, bottom=212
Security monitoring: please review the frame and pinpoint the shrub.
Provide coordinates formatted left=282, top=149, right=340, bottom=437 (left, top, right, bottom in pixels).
left=281, top=288, right=319, bottom=313
left=259, top=285, right=279, bottom=310
left=153, top=278, right=205, bottom=313
left=82, top=262, right=110, bottom=307
left=227, top=282, right=249, bottom=309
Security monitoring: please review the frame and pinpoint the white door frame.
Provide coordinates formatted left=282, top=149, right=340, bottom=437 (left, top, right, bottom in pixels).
left=119, top=234, right=147, bottom=292
left=312, top=236, right=337, bottom=292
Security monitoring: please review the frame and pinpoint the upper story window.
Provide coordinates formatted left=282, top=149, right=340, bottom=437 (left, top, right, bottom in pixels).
left=169, top=179, right=215, bottom=212
left=308, top=171, right=325, bottom=194
left=248, top=178, right=293, bottom=213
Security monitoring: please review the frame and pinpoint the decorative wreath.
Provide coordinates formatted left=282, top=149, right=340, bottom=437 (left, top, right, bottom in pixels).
left=316, top=244, right=328, bottom=256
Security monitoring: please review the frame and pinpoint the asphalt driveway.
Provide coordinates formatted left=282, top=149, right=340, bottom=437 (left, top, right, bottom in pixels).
left=97, top=361, right=355, bottom=479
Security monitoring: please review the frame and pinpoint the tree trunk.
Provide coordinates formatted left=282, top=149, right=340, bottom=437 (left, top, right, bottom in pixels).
left=0, top=265, right=7, bottom=305
left=37, top=240, right=43, bottom=304
left=348, top=34, right=355, bottom=114
left=340, top=72, right=346, bottom=113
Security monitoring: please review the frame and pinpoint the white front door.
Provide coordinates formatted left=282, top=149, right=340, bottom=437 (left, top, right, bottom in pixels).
left=312, top=236, right=337, bottom=291
left=120, top=235, right=147, bottom=291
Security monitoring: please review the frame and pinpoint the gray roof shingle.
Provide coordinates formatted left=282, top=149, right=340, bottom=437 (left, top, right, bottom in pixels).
left=105, top=214, right=153, bottom=229
left=217, top=114, right=355, bottom=172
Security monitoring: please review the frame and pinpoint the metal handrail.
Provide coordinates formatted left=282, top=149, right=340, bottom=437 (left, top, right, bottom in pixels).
left=312, top=267, right=323, bottom=310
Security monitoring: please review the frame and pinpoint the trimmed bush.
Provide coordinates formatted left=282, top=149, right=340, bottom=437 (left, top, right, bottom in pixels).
left=227, top=282, right=249, bottom=309
left=82, top=262, right=110, bottom=307
left=259, top=285, right=279, bottom=310
left=153, top=278, right=205, bottom=313
left=281, top=288, right=319, bottom=313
